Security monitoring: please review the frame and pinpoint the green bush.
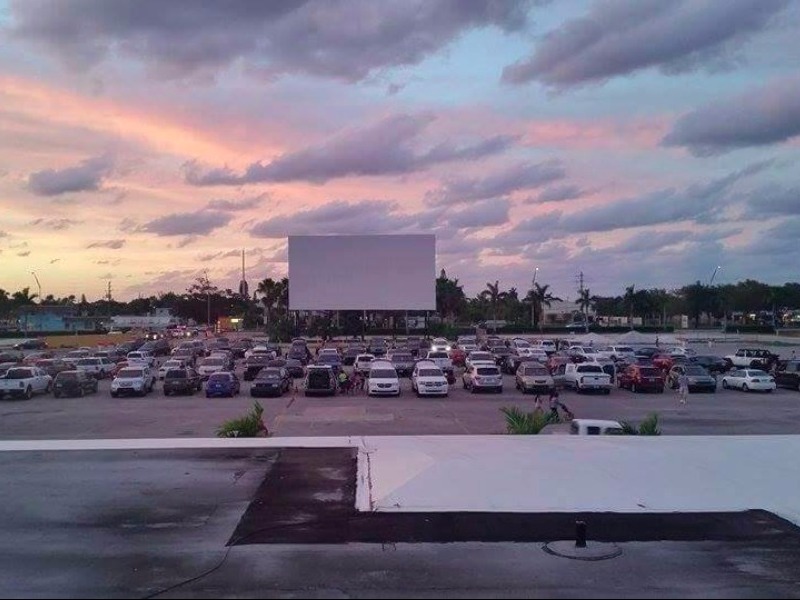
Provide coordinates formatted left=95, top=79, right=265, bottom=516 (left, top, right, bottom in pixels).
left=500, top=406, right=556, bottom=435
left=638, top=413, right=661, bottom=436
left=618, top=420, right=639, bottom=435
left=216, top=401, right=267, bottom=438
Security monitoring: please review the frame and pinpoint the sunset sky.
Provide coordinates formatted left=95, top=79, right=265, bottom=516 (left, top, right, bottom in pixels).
left=1, top=0, right=799, bottom=301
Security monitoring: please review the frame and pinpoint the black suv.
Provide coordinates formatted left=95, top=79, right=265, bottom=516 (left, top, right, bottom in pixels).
left=774, top=360, right=800, bottom=391
left=53, top=370, right=98, bottom=398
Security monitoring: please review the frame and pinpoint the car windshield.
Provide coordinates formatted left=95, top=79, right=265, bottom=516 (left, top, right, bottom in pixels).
left=163, top=361, right=182, bottom=368
left=577, top=365, right=603, bottom=373
left=117, top=369, right=143, bottom=378
left=258, top=370, right=281, bottom=380
left=470, top=353, right=492, bottom=360
left=5, top=369, right=32, bottom=379
left=685, top=366, right=708, bottom=375
left=56, top=372, right=78, bottom=381
left=392, top=354, right=413, bottom=362
left=318, top=355, right=341, bottom=364
left=477, top=367, right=499, bottom=375
left=418, top=369, right=443, bottom=377
left=208, top=374, right=230, bottom=383
left=76, top=359, right=96, bottom=365
left=639, top=367, right=660, bottom=376
left=370, top=369, right=397, bottom=378
left=524, top=367, right=549, bottom=376
left=202, top=358, right=224, bottom=366
left=165, top=370, right=187, bottom=378
left=747, top=370, right=768, bottom=377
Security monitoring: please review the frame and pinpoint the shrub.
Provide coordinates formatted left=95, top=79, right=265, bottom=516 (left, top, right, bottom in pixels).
left=618, top=421, right=639, bottom=435
left=638, top=412, right=661, bottom=436
left=500, top=406, right=555, bottom=435
left=216, top=401, right=268, bottom=438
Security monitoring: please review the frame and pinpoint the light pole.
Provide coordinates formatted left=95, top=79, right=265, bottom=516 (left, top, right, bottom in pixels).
left=204, top=270, right=211, bottom=329
left=31, top=272, right=42, bottom=303
left=530, top=267, right=539, bottom=327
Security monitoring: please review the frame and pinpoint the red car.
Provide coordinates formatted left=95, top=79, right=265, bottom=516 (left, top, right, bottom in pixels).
left=449, top=348, right=467, bottom=367
left=618, top=365, right=665, bottom=393
left=651, top=354, right=675, bottom=371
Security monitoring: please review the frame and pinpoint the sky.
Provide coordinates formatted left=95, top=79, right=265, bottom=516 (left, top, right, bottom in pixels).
left=1, top=0, right=799, bottom=302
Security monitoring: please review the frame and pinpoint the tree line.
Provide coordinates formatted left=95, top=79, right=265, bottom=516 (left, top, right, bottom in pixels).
left=2, top=274, right=799, bottom=334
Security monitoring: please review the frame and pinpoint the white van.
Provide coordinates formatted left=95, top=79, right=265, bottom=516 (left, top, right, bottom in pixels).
left=367, top=361, right=401, bottom=397
left=542, top=419, right=624, bottom=435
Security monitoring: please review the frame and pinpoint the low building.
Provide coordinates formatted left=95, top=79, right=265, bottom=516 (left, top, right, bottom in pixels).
left=17, top=305, right=109, bottom=333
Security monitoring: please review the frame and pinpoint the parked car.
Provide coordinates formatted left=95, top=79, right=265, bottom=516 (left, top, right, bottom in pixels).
left=110, top=367, right=155, bottom=397
left=251, top=367, right=292, bottom=397
left=721, top=369, right=776, bottom=393
left=12, top=338, right=48, bottom=350
left=158, top=359, right=187, bottom=380
left=617, top=364, right=664, bottom=393
left=163, top=368, right=202, bottom=395
left=490, top=345, right=513, bottom=365
left=198, top=357, right=227, bottom=379
left=343, top=346, right=365, bottom=366
left=448, top=348, right=467, bottom=368
left=389, top=351, right=415, bottom=377
left=315, top=353, right=343, bottom=375
left=75, top=357, right=117, bottom=379
left=126, top=351, right=155, bottom=368
left=285, top=358, right=305, bottom=379
left=0, top=366, right=52, bottom=399
left=353, top=353, right=375, bottom=375
left=564, top=363, right=612, bottom=394
left=367, top=362, right=401, bottom=397
left=774, top=360, right=800, bottom=391
left=411, top=361, right=449, bottom=397
left=63, top=349, right=92, bottom=367
left=596, top=346, right=636, bottom=362
left=667, top=364, right=717, bottom=393
left=52, top=370, right=98, bottom=398
left=689, top=355, right=730, bottom=375
left=367, top=338, right=388, bottom=357
left=462, top=364, right=503, bottom=394
left=430, top=338, right=451, bottom=353
left=515, top=363, right=554, bottom=394
left=634, top=347, right=661, bottom=359
left=465, top=351, right=494, bottom=370
left=243, top=355, right=271, bottom=381
left=34, top=358, right=71, bottom=379
left=725, top=348, right=779, bottom=371
left=304, top=365, right=337, bottom=397
left=170, top=347, right=196, bottom=366
left=537, top=340, right=557, bottom=355
left=542, top=419, right=625, bottom=436
left=205, top=372, right=240, bottom=398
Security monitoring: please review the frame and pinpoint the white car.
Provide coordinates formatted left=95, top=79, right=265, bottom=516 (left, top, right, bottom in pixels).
left=667, top=346, right=696, bottom=358
left=197, top=357, right=227, bottom=379
left=542, top=419, right=625, bottom=436
left=596, top=346, right=636, bottom=362
left=74, top=357, right=116, bottom=379
left=244, top=346, right=276, bottom=360
left=158, top=359, right=186, bottom=379
left=0, top=366, right=52, bottom=399
left=430, top=338, right=451, bottom=352
left=354, top=353, right=376, bottom=375
left=568, top=346, right=600, bottom=360
left=520, top=348, right=549, bottom=363
left=564, top=363, right=612, bottom=394
left=367, top=362, right=401, bottom=397
left=465, top=351, right=495, bottom=370
left=457, top=336, right=477, bottom=352
left=462, top=364, right=503, bottom=393
left=426, top=351, right=453, bottom=372
left=110, top=366, right=155, bottom=397
left=721, top=369, right=776, bottom=393
left=126, top=351, right=155, bottom=367
left=512, top=338, right=532, bottom=350
left=63, top=349, right=91, bottom=367
left=411, top=361, right=449, bottom=397
left=537, top=340, right=557, bottom=354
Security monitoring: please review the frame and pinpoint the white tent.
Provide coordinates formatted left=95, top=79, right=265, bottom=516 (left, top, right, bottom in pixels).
left=615, top=330, right=657, bottom=345
left=576, top=332, right=610, bottom=346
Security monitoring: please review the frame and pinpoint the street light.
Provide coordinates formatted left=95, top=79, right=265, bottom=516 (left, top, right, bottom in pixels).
left=204, top=270, right=211, bottom=328
left=31, top=271, right=42, bottom=303
left=531, top=267, right=539, bottom=328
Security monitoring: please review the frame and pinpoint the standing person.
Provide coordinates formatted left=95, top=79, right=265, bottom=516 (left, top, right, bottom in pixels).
left=532, top=391, right=543, bottom=413
left=548, top=389, right=560, bottom=421
left=678, top=372, right=689, bottom=405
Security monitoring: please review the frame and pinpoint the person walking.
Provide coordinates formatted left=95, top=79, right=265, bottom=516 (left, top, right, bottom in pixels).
left=678, top=372, right=689, bottom=405
left=548, top=389, right=560, bottom=421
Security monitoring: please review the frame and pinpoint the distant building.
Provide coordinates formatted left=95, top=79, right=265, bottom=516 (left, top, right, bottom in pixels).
left=111, top=308, right=178, bottom=330
left=542, top=300, right=594, bottom=325
left=17, top=305, right=109, bottom=333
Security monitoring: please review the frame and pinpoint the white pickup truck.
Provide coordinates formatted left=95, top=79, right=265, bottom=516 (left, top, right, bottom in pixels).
left=0, top=366, right=52, bottom=399
left=564, top=363, right=612, bottom=394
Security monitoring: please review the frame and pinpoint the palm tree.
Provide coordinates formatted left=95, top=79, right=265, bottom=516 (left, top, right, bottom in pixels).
left=11, top=287, right=38, bottom=307
left=480, top=280, right=507, bottom=331
left=525, top=283, right=563, bottom=329
left=577, top=288, right=598, bottom=330
left=257, top=277, right=289, bottom=327
left=624, top=285, right=636, bottom=328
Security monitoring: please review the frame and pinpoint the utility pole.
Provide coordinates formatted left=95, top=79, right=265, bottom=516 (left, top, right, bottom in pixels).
left=578, top=271, right=589, bottom=333
left=204, top=270, right=211, bottom=330
left=106, top=280, right=112, bottom=302
left=531, top=267, right=538, bottom=328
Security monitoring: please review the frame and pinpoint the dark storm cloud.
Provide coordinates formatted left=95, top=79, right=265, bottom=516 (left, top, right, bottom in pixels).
left=141, top=210, right=232, bottom=236
left=427, top=160, right=564, bottom=206
left=532, top=183, right=585, bottom=203
left=662, top=76, right=800, bottom=154
left=743, top=183, right=800, bottom=216
left=87, top=239, right=126, bottom=249
left=10, top=0, right=531, bottom=81
left=204, top=195, right=265, bottom=211
left=249, top=200, right=444, bottom=238
left=447, top=198, right=510, bottom=228
left=186, top=114, right=516, bottom=185
left=502, top=0, right=787, bottom=87
left=27, top=154, right=113, bottom=196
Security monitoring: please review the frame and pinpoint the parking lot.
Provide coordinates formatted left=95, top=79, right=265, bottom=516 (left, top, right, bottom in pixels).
left=1, top=346, right=799, bottom=439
